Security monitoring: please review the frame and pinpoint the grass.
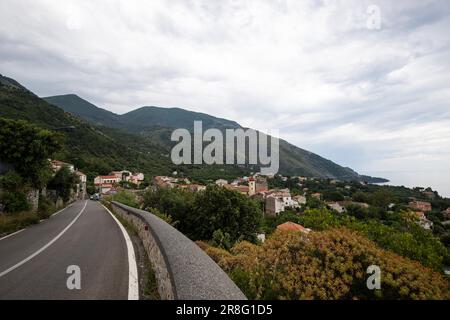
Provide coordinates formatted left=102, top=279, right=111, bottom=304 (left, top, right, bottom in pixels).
left=0, top=211, right=40, bottom=236
left=142, top=263, right=160, bottom=300
left=0, top=197, right=61, bottom=237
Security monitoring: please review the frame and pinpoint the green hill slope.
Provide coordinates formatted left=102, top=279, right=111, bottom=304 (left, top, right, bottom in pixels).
left=43, top=90, right=384, bottom=181
left=0, top=78, right=172, bottom=179
left=43, top=94, right=123, bottom=128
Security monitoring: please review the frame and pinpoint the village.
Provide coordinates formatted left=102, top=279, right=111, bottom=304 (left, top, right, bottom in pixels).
left=92, top=168, right=450, bottom=234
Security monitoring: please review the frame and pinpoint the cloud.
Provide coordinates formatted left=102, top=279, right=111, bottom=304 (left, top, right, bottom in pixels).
left=0, top=0, right=449, bottom=177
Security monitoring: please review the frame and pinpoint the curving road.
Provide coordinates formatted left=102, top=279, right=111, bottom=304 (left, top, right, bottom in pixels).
left=0, top=200, right=136, bottom=300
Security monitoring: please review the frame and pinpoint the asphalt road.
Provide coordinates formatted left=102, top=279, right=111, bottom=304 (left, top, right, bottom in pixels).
left=0, top=200, right=131, bottom=300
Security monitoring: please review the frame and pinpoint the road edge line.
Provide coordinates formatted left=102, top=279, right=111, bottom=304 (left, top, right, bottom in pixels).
left=101, top=204, right=139, bottom=300
left=0, top=201, right=88, bottom=278
left=0, top=228, right=25, bottom=242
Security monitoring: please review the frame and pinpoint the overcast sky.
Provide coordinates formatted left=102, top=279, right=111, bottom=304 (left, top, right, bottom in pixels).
left=1, top=0, right=450, bottom=180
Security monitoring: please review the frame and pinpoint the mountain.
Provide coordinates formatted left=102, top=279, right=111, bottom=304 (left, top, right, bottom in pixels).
left=43, top=92, right=387, bottom=182
left=43, top=94, right=123, bottom=128
left=0, top=74, right=29, bottom=91
left=42, top=96, right=241, bottom=132
left=121, top=106, right=241, bottom=131
left=0, top=78, right=173, bottom=180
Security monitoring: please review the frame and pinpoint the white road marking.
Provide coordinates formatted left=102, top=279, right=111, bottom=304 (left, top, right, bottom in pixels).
left=51, top=205, right=70, bottom=217
left=0, top=201, right=88, bottom=278
left=102, top=204, right=139, bottom=300
left=0, top=229, right=25, bottom=242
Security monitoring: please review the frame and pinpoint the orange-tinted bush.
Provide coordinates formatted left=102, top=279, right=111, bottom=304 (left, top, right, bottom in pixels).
left=203, top=228, right=449, bottom=300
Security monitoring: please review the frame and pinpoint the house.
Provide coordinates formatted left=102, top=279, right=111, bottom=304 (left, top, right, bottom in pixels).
left=293, top=195, right=306, bottom=205
left=110, top=170, right=145, bottom=185
left=409, top=201, right=432, bottom=212
left=276, top=221, right=311, bottom=234
left=327, top=202, right=345, bottom=213
left=75, top=171, right=87, bottom=199
left=264, top=189, right=299, bottom=217
left=248, top=177, right=256, bottom=196
left=99, top=184, right=114, bottom=194
left=215, top=179, right=228, bottom=186
left=255, top=177, right=269, bottom=193
left=129, top=172, right=145, bottom=185
left=311, top=192, right=322, bottom=200
left=179, top=184, right=206, bottom=192
left=224, top=184, right=250, bottom=195
left=94, top=175, right=121, bottom=194
left=413, top=211, right=433, bottom=230
left=94, top=175, right=121, bottom=185
left=50, top=159, right=74, bottom=173
left=111, top=170, right=132, bottom=180
left=265, top=194, right=285, bottom=217
left=153, top=176, right=175, bottom=189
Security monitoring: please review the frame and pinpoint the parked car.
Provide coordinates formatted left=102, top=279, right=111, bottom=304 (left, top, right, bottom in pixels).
left=90, top=193, right=100, bottom=201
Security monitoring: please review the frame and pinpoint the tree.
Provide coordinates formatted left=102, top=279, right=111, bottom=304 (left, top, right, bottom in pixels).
left=346, top=203, right=369, bottom=219
left=47, top=165, right=79, bottom=202
left=211, top=229, right=233, bottom=250
left=188, top=186, right=262, bottom=243
left=323, top=190, right=345, bottom=201
left=0, top=171, right=31, bottom=213
left=143, top=186, right=262, bottom=244
left=143, top=187, right=195, bottom=227
left=0, top=118, right=62, bottom=187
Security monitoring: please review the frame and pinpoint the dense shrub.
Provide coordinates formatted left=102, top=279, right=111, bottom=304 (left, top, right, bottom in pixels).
left=202, top=228, right=450, bottom=300
left=269, top=208, right=448, bottom=270
left=37, top=195, right=57, bottom=219
left=47, top=165, right=79, bottom=202
left=143, top=185, right=262, bottom=244
left=109, top=190, right=139, bottom=208
left=0, top=117, right=62, bottom=188
left=0, top=190, right=30, bottom=213
left=0, top=171, right=31, bottom=213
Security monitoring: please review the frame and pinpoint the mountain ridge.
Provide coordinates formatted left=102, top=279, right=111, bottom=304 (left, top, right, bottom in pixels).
left=42, top=92, right=387, bottom=182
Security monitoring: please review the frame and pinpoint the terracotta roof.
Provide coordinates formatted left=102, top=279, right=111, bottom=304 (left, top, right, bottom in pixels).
left=277, top=221, right=310, bottom=233
left=99, top=175, right=118, bottom=179
left=224, top=184, right=249, bottom=192
left=414, top=211, right=426, bottom=218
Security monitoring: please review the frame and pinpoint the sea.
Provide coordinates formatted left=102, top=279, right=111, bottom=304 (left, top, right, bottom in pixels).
left=361, top=170, right=450, bottom=199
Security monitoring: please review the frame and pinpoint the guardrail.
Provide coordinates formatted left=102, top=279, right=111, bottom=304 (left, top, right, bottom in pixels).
left=110, top=201, right=247, bottom=300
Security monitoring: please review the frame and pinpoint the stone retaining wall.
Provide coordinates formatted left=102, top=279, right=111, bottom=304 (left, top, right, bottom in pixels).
left=110, top=201, right=246, bottom=300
